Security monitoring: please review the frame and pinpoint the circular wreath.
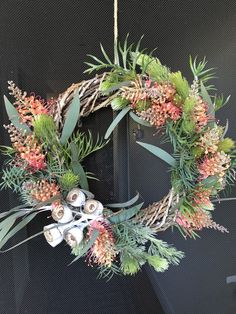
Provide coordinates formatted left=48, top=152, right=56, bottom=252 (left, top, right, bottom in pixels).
left=0, top=38, right=235, bottom=278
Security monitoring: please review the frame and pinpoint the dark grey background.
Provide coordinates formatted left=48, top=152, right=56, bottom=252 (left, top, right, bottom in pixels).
left=0, top=0, right=236, bottom=313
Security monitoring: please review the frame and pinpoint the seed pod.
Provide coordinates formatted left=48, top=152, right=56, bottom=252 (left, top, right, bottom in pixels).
left=43, top=223, right=64, bottom=247
left=64, top=227, right=84, bottom=248
left=51, top=204, right=73, bottom=223
left=66, top=188, right=86, bottom=207
left=83, top=199, right=103, bottom=215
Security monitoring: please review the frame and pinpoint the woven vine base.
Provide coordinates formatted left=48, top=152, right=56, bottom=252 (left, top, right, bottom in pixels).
left=136, top=189, right=180, bottom=231
left=58, top=78, right=179, bottom=232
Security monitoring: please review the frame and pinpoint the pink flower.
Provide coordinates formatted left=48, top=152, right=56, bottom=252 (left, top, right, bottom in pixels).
left=198, top=152, right=230, bottom=180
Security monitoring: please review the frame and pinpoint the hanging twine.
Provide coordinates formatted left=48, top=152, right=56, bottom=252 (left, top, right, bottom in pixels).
left=114, top=0, right=119, bottom=65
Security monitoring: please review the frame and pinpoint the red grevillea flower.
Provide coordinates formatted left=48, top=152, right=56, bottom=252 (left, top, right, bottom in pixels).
left=192, top=187, right=213, bottom=210
left=196, top=126, right=222, bottom=154
left=22, top=180, right=60, bottom=203
left=198, top=151, right=230, bottom=180
left=192, top=97, right=209, bottom=133
left=15, top=95, right=48, bottom=125
left=87, top=220, right=117, bottom=267
left=138, top=101, right=181, bottom=127
left=4, top=124, right=46, bottom=171
left=176, top=208, right=228, bottom=236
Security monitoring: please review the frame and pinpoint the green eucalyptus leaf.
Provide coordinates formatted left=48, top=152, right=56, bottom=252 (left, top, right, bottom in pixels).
left=4, top=96, right=31, bottom=133
left=108, top=202, right=143, bottom=224
left=106, top=193, right=140, bottom=208
left=105, top=107, right=130, bottom=139
left=200, top=81, right=215, bottom=118
left=0, top=205, right=28, bottom=219
left=70, top=143, right=89, bottom=190
left=0, top=229, right=48, bottom=252
left=80, top=189, right=94, bottom=199
left=0, top=211, right=39, bottom=249
left=69, top=229, right=99, bottom=265
left=129, top=111, right=151, bottom=127
left=60, top=90, right=80, bottom=145
left=137, top=141, right=176, bottom=167
left=0, top=211, right=25, bottom=230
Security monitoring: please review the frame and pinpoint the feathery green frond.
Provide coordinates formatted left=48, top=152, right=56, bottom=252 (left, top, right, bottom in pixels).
left=170, top=71, right=190, bottom=100
left=189, top=56, right=216, bottom=84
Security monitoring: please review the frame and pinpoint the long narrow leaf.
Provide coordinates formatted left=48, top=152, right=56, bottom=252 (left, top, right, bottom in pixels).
left=137, top=141, right=176, bottom=167
left=108, top=202, right=143, bottom=224
left=200, top=81, right=215, bottom=118
left=106, top=193, right=140, bottom=208
left=100, top=44, right=112, bottom=65
left=0, top=211, right=25, bottom=230
left=129, top=111, right=151, bottom=127
left=105, top=107, right=130, bottom=139
left=4, top=96, right=30, bottom=133
left=60, top=90, right=80, bottom=145
left=0, top=205, right=28, bottom=219
left=0, top=228, right=55, bottom=252
left=0, top=211, right=39, bottom=249
left=70, top=143, right=89, bottom=190
left=80, top=189, right=94, bottom=199
left=69, top=229, right=99, bottom=265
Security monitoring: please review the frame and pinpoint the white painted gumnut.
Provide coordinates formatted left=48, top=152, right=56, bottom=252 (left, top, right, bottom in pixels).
left=66, top=188, right=86, bottom=207
left=51, top=204, right=73, bottom=223
left=83, top=199, right=104, bottom=215
left=64, top=227, right=84, bottom=248
left=43, top=223, right=64, bottom=247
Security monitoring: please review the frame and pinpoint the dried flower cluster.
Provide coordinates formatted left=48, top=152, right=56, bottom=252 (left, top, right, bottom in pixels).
left=192, top=187, right=213, bottom=210
left=192, top=97, right=209, bottom=133
left=121, top=79, right=181, bottom=127
left=87, top=220, right=117, bottom=267
left=15, top=95, right=48, bottom=125
left=8, top=81, right=48, bottom=125
left=176, top=208, right=228, bottom=236
left=22, top=180, right=60, bottom=203
left=4, top=124, right=46, bottom=170
left=198, top=151, right=231, bottom=181
left=196, top=126, right=222, bottom=154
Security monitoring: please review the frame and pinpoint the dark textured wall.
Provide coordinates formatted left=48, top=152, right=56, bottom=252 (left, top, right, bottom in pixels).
left=0, top=1, right=161, bottom=313
left=126, top=1, right=236, bottom=314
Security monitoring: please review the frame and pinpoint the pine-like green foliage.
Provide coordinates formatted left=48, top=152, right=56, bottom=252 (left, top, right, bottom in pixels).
left=32, top=114, right=57, bottom=144
left=100, top=70, right=135, bottom=95
left=113, top=220, right=184, bottom=275
left=60, top=171, right=80, bottom=191
left=45, top=157, right=66, bottom=180
left=84, top=35, right=145, bottom=74
left=111, top=96, right=130, bottom=111
left=132, top=53, right=171, bottom=82
left=183, top=97, right=196, bottom=114
left=0, top=145, right=15, bottom=156
left=218, top=138, right=235, bottom=153
left=63, top=131, right=107, bottom=166
left=214, top=94, right=231, bottom=111
left=170, top=71, right=190, bottom=100
left=0, top=166, right=27, bottom=192
left=120, top=252, right=141, bottom=275
left=135, top=99, right=151, bottom=111
left=146, top=255, right=169, bottom=272
left=181, top=118, right=196, bottom=135
left=172, top=149, right=199, bottom=192
left=189, top=56, right=216, bottom=90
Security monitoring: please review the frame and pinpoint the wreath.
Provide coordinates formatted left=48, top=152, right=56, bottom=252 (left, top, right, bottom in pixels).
left=0, top=37, right=235, bottom=279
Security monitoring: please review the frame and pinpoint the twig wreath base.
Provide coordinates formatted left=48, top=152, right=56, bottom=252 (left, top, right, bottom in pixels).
left=58, top=80, right=180, bottom=232
left=0, top=37, right=235, bottom=278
